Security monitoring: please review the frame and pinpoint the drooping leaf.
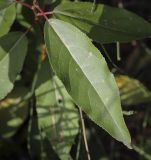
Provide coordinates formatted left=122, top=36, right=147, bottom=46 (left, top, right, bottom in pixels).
left=0, top=0, right=15, bottom=10
left=53, top=2, right=151, bottom=43
left=28, top=59, right=79, bottom=160
left=44, top=19, right=131, bottom=148
left=0, top=32, right=28, bottom=100
left=116, top=75, right=151, bottom=105
left=0, top=4, right=16, bottom=37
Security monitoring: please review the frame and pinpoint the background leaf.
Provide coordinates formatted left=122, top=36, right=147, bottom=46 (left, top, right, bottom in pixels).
left=0, top=32, right=28, bottom=100
left=0, top=0, right=14, bottom=10
left=0, top=86, right=29, bottom=138
left=53, top=2, right=151, bottom=43
left=116, top=75, right=151, bottom=106
left=44, top=19, right=131, bottom=147
left=0, top=4, right=16, bottom=37
left=28, top=59, right=79, bottom=160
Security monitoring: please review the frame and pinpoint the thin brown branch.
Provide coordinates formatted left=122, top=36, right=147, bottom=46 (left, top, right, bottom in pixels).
left=79, top=108, right=91, bottom=160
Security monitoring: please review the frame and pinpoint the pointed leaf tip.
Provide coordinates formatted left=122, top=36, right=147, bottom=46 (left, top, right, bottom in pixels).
left=44, top=18, right=131, bottom=147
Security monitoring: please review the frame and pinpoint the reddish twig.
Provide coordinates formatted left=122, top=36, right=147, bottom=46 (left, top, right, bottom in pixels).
left=16, top=0, right=51, bottom=21
left=33, top=1, right=48, bottom=20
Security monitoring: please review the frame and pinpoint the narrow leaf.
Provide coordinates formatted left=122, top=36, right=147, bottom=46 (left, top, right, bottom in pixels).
left=44, top=19, right=131, bottom=148
left=53, top=2, right=151, bottom=43
left=0, top=4, right=16, bottom=37
left=0, top=32, right=28, bottom=100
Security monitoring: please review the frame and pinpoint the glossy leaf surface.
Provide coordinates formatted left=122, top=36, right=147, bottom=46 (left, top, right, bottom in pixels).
left=44, top=19, right=131, bottom=147
left=53, top=2, right=151, bottom=43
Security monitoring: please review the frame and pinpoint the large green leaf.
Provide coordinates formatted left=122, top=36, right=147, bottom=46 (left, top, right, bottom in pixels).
left=53, top=2, right=151, bottom=43
left=28, top=59, right=79, bottom=160
left=44, top=19, right=131, bottom=148
left=0, top=0, right=14, bottom=10
left=0, top=32, right=28, bottom=100
left=0, top=4, right=16, bottom=37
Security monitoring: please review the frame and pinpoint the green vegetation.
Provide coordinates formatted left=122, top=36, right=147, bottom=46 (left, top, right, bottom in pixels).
left=0, top=0, right=151, bottom=159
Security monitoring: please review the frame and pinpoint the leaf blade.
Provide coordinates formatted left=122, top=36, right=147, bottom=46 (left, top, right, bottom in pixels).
left=44, top=19, right=131, bottom=148
left=0, top=4, right=16, bottom=37
left=0, top=32, right=28, bottom=100
left=53, top=2, right=151, bottom=43
left=34, top=59, right=79, bottom=160
left=0, top=0, right=15, bottom=10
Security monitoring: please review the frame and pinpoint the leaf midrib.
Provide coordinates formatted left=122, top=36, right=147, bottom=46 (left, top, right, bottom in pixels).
left=47, top=21, right=127, bottom=142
